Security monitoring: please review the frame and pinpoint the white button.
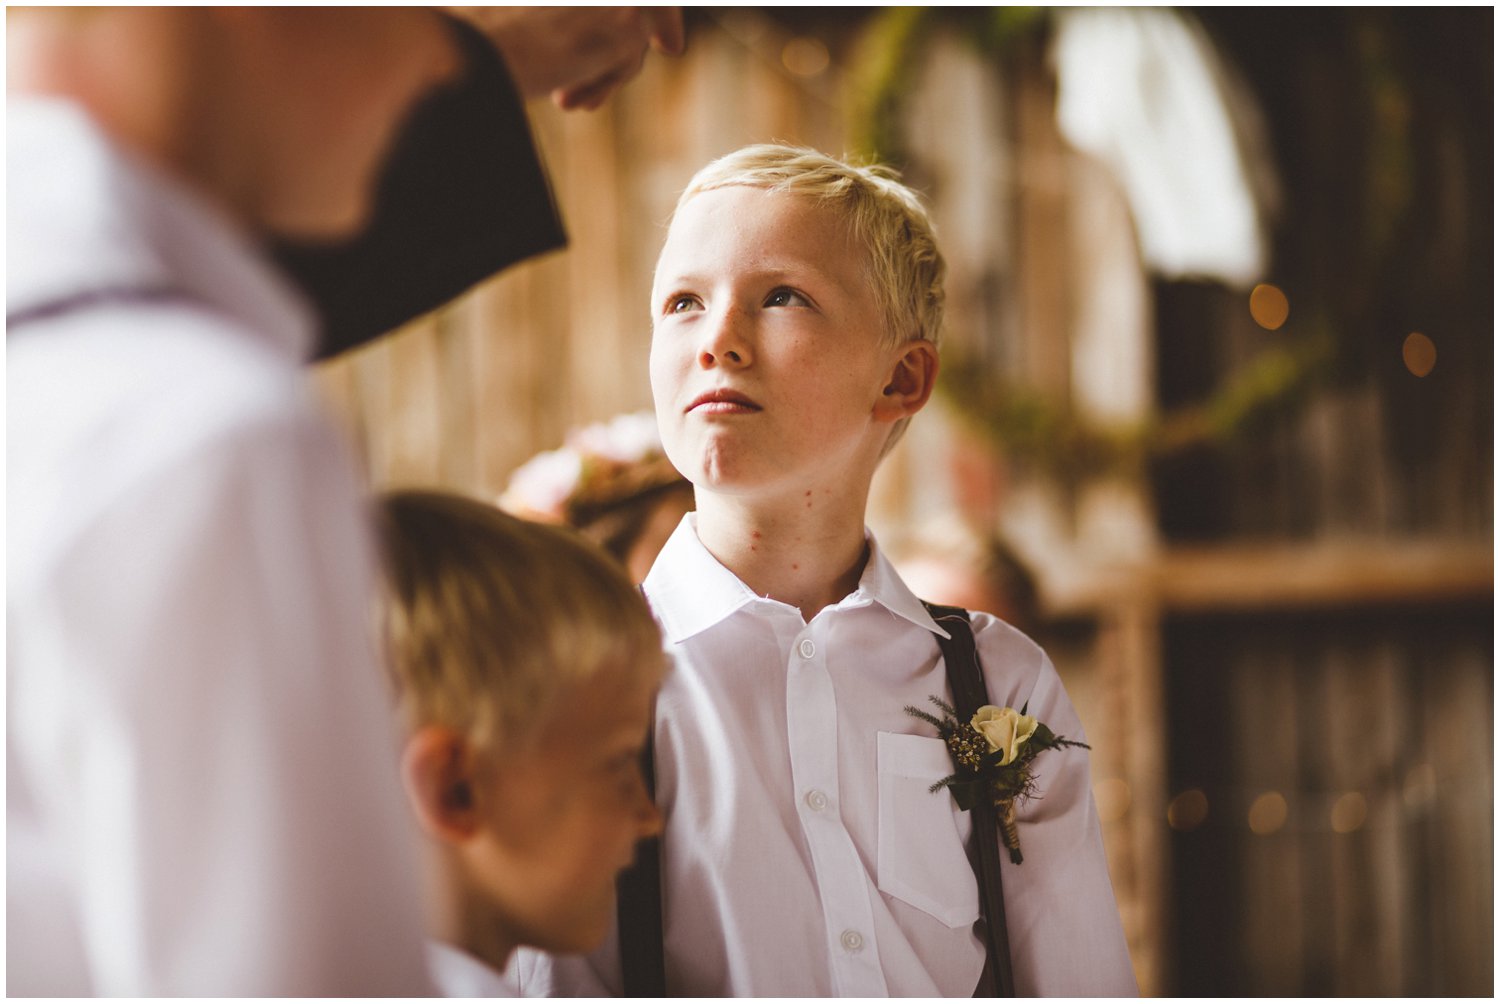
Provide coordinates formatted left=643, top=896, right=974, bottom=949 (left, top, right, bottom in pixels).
left=798, top=638, right=816, bottom=658
left=840, top=929, right=864, bottom=952
left=805, top=789, right=828, bottom=812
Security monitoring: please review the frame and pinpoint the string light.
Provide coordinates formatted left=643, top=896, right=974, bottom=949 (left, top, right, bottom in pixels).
left=1329, top=792, right=1368, bottom=834
left=707, top=10, right=841, bottom=108
left=1248, top=791, right=1288, bottom=835
left=1167, top=788, right=1209, bottom=831
left=1163, top=762, right=1462, bottom=835
left=1401, top=331, right=1436, bottom=377
left=1249, top=283, right=1290, bottom=330
left=782, top=37, right=831, bottom=78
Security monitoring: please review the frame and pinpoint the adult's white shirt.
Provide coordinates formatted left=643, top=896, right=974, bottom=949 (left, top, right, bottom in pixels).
left=511, top=515, right=1137, bottom=996
left=7, top=98, right=432, bottom=995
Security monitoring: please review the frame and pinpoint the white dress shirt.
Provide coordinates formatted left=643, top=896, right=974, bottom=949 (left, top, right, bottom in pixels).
left=427, top=941, right=519, bottom=997
left=7, top=98, right=432, bottom=995
left=512, top=515, right=1136, bottom=996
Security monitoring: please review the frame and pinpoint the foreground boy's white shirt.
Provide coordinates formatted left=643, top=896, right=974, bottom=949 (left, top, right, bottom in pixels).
left=512, top=515, right=1137, bottom=996
left=427, top=941, right=519, bottom=997
left=7, top=99, right=431, bottom=994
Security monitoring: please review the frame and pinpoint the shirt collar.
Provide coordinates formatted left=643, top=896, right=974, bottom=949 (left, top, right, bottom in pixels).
left=425, top=941, right=513, bottom=997
left=7, top=97, right=315, bottom=361
left=643, top=514, right=760, bottom=643
left=855, top=529, right=953, bottom=641
left=644, top=514, right=950, bottom=643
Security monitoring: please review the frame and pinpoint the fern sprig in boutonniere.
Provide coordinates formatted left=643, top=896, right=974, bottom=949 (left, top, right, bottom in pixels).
left=905, top=696, right=1088, bottom=864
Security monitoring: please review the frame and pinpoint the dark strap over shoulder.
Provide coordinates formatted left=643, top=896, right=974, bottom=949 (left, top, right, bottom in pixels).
left=616, top=713, right=665, bottom=996
left=923, top=602, right=1017, bottom=999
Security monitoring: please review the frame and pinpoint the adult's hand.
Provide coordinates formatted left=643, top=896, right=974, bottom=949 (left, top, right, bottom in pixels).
left=447, top=7, right=685, bottom=111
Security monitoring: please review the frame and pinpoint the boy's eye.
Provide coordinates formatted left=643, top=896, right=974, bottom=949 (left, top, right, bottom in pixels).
left=666, top=294, right=702, bottom=314
left=764, top=287, right=809, bottom=308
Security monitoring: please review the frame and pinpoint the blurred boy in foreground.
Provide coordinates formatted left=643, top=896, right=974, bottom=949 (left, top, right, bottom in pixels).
left=377, top=491, right=663, bottom=995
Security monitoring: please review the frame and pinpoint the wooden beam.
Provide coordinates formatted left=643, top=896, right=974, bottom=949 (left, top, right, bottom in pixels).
left=1045, top=540, right=1492, bottom=616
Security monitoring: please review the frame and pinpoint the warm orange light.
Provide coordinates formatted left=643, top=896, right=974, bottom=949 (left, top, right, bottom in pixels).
left=1248, top=791, right=1288, bottom=835
left=1167, top=788, right=1209, bottom=831
left=1402, top=331, right=1437, bottom=377
left=782, top=37, right=830, bottom=77
left=1249, top=283, right=1290, bottom=330
left=1330, top=791, right=1367, bottom=834
left=1094, top=778, right=1132, bottom=823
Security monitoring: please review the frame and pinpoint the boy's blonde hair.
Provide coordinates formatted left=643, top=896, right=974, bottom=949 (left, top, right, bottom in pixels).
left=677, top=144, right=947, bottom=352
left=377, top=490, right=663, bottom=752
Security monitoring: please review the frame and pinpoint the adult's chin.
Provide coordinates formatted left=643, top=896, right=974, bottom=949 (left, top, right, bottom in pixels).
left=261, top=191, right=371, bottom=245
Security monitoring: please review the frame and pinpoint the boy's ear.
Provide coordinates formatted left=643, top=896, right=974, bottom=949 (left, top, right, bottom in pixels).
left=400, top=725, right=483, bottom=845
left=873, top=338, right=939, bottom=422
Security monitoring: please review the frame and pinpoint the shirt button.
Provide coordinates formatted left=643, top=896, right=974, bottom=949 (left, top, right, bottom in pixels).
left=798, top=638, right=817, bottom=658
left=805, top=789, right=828, bottom=812
left=840, top=929, right=864, bottom=952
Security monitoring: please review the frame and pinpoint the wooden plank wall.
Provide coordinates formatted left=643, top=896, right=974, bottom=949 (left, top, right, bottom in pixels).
left=1167, top=607, right=1492, bottom=995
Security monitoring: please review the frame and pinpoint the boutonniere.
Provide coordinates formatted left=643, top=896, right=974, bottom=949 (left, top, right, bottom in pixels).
left=905, top=696, right=1088, bottom=864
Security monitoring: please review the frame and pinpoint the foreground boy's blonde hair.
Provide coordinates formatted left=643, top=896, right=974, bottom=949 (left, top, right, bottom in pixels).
left=678, top=143, right=947, bottom=352
left=377, top=490, right=663, bottom=751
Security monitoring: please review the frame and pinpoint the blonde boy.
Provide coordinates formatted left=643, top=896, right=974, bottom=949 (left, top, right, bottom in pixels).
left=376, top=490, right=663, bottom=994
left=515, top=145, right=1136, bottom=995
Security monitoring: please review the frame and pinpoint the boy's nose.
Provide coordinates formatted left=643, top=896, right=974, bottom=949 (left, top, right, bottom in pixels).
left=698, top=305, right=752, bottom=369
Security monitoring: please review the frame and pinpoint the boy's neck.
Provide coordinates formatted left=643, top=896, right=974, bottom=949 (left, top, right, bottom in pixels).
left=693, top=487, right=873, bottom=623
left=432, top=854, right=518, bottom=976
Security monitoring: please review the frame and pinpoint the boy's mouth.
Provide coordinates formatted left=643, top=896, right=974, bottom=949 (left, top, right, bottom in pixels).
left=687, top=388, right=762, bottom=414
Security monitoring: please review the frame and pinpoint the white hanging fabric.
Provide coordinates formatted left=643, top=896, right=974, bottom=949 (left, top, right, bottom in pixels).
left=1052, top=7, right=1280, bottom=288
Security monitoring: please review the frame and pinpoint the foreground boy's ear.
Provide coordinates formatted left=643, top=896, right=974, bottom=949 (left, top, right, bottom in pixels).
left=874, top=338, right=939, bottom=422
left=400, top=725, right=483, bottom=844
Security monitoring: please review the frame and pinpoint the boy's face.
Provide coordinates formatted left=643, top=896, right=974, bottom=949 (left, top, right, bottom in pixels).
left=464, top=661, right=662, bottom=954
left=650, top=186, right=904, bottom=501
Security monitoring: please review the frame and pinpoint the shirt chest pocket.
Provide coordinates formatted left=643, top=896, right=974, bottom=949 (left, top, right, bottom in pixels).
left=875, top=731, right=981, bottom=929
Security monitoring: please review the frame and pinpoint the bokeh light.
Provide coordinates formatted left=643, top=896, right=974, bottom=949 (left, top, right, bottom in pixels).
left=782, top=37, right=831, bottom=78
left=1402, top=331, right=1437, bottom=377
left=1167, top=788, right=1209, bottom=831
left=1249, top=283, right=1290, bottom=330
left=1330, top=791, right=1367, bottom=834
left=1247, top=791, right=1288, bottom=835
left=1403, top=763, right=1437, bottom=809
left=1094, top=777, right=1132, bottom=823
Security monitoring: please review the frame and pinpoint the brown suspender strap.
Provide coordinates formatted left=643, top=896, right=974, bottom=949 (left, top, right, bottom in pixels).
left=923, top=602, right=1017, bottom=998
left=617, top=702, right=667, bottom=997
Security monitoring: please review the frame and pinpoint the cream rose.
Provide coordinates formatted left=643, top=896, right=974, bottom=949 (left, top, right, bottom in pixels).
left=971, top=705, right=1039, bottom=765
